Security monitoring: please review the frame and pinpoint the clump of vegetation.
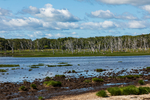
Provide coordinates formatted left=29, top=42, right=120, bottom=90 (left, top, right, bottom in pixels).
left=29, top=69, right=32, bottom=71
left=11, top=68, right=16, bottom=70
left=146, top=67, right=150, bottom=70
left=78, top=64, right=80, bottom=66
left=0, top=64, right=20, bottom=67
left=30, top=66, right=39, bottom=68
left=72, top=70, right=76, bottom=73
left=107, top=87, right=122, bottom=96
left=96, top=69, right=103, bottom=72
left=45, top=76, right=51, bottom=80
left=47, top=65, right=57, bottom=67
left=138, top=80, right=145, bottom=85
left=84, top=79, right=91, bottom=83
left=139, top=87, right=150, bottom=94
left=57, top=64, right=73, bottom=67
left=0, top=69, right=7, bottom=72
left=19, top=85, right=26, bottom=91
left=96, top=90, right=107, bottom=97
left=117, top=76, right=126, bottom=79
left=2, top=73, right=5, bottom=75
left=58, top=62, right=68, bottom=64
left=117, top=75, right=140, bottom=79
left=43, top=81, right=61, bottom=87
left=55, top=75, right=65, bottom=78
left=38, top=96, right=44, bottom=100
left=30, top=84, right=37, bottom=89
left=92, top=78, right=104, bottom=82
left=107, top=85, right=150, bottom=96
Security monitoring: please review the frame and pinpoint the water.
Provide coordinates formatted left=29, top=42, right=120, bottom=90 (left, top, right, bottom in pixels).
left=0, top=56, right=150, bottom=83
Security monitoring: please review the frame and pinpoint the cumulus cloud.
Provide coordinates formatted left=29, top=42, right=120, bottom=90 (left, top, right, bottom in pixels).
left=142, top=5, right=150, bottom=13
left=128, top=21, right=147, bottom=29
left=96, top=0, right=150, bottom=6
left=71, top=32, right=77, bottom=35
left=88, top=10, right=137, bottom=20
left=21, top=4, right=80, bottom=22
left=0, top=8, right=11, bottom=16
left=81, top=21, right=119, bottom=30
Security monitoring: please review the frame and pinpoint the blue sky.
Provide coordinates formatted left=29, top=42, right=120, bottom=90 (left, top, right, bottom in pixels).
left=0, top=0, right=150, bottom=39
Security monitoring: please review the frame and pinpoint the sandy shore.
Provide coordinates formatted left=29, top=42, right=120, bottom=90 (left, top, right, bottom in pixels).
left=47, top=84, right=150, bottom=100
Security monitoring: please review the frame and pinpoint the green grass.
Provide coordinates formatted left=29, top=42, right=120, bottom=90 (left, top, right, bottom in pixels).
left=0, top=69, right=7, bottom=72
left=30, top=66, right=39, bottom=68
left=29, top=69, right=32, bottom=71
left=138, top=80, right=145, bottom=85
left=146, top=67, right=150, bottom=70
left=43, top=80, right=61, bottom=87
left=84, top=79, right=91, bottom=83
left=57, top=64, right=73, bottom=67
left=117, top=75, right=140, bottom=79
left=28, top=63, right=44, bottom=68
left=55, top=75, right=65, bottom=78
left=38, top=96, right=44, bottom=100
left=30, top=84, right=37, bottom=89
left=3, top=49, right=150, bottom=57
left=92, top=78, right=104, bottom=82
left=0, top=64, right=20, bottom=67
left=96, top=90, right=108, bottom=97
left=47, top=65, right=57, bottom=67
left=19, top=85, right=26, bottom=91
left=96, top=69, right=103, bottom=72
left=107, top=85, right=150, bottom=96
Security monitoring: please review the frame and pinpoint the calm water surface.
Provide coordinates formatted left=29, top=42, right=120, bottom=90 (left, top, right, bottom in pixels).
left=0, top=56, right=150, bottom=83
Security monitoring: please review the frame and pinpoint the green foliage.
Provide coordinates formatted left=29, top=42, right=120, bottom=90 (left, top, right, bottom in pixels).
left=45, top=76, right=51, bottom=80
left=84, top=79, right=91, bottom=83
left=146, top=67, right=150, bottom=69
left=96, top=90, right=107, bottom=97
left=30, top=84, right=37, bottom=89
left=19, top=85, right=26, bottom=91
left=139, top=87, right=150, bottom=94
left=55, top=75, right=65, bottom=78
left=38, top=96, right=44, bottom=100
left=43, top=81, right=61, bottom=87
left=117, top=76, right=126, bottom=79
left=96, top=69, right=103, bottom=72
left=121, top=85, right=139, bottom=95
left=0, top=64, right=20, bottom=67
left=107, top=87, right=122, bottom=96
left=138, top=80, right=145, bottom=85
left=0, top=69, right=7, bottom=72
left=92, top=78, right=104, bottom=82
left=117, top=75, right=140, bottom=79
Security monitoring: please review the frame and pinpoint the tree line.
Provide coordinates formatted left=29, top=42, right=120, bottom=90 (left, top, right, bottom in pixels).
left=0, top=34, right=150, bottom=53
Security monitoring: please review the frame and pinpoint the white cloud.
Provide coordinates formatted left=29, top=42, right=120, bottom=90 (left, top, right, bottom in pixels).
left=96, top=0, right=150, bottom=6
left=89, top=10, right=137, bottom=20
left=128, top=21, right=146, bottom=29
left=45, top=33, right=53, bottom=38
left=142, top=5, right=150, bottom=13
left=22, top=4, right=80, bottom=22
left=71, top=32, right=77, bottom=35
left=0, top=8, right=11, bottom=16
left=81, top=21, right=119, bottom=30
left=55, top=33, right=64, bottom=38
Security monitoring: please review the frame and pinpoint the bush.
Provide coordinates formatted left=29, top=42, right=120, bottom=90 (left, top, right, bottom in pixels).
left=92, top=78, right=104, bottom=82
left=45, top=76, right=51, bottom=80
left=107, top=87, right=122, bottom=96
left=19, top=85, right=26, bottom=91
left=43, top=81, right=61, bottom=87
left=96, top=69, right=103, bottom=72
left=96, top=90, right=107, bottom=97
left=139, top=87, right=150, bottom=94
left=138, top=80, right=145, bottom=85
left=121, top=85, right=139, bottom=95
left=84, top=79, right=91, bottom=83
left=30, top=84, right=37, bottom=89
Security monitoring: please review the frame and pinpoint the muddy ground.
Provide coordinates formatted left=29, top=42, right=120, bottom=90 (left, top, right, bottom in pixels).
left=1, top=68, right=150, bottom=100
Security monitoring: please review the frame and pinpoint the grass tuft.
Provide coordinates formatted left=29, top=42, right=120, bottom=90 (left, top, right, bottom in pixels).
left=96, top=69, right=103, bottom=72
left=138, top=80, right=145, bottom=85
left=30, top=84, right=37, bottom=89
left=43, top=80, right=61, bottom=87
left=96, top=90, right=107, bottom=97
left=0, top=64, right=20, bottom=67
left=84, top=79, right=91, bottom=83
left=19, top=85, right=26, bottom=91
left=0, top=69, right=7, bottom=72
left=92, top=78, right=104, bottom=82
